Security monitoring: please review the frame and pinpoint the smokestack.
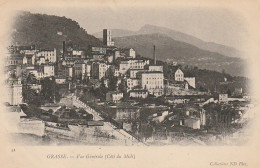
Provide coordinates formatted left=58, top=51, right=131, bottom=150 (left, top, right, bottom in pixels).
left=153, top=45, right=156, bottom=65
left=62, top=41, right=66, bottom=59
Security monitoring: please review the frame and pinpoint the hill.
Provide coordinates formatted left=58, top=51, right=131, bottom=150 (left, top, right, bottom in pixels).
left=93, top=24, right=242, bottom=58
left=11, top=11, right=102, bottom=50
left=113, top=33, right=246, bottom=77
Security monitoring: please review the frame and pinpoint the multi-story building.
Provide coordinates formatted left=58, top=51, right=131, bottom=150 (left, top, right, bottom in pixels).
left=6, top=77, right=23, bottom=105
left=129, top=90, right=148, bottom=99
left=113, top=107, right=140, bottom=121
left=38, top=56, right=45, bottom=65
left=107, top=65, right=120, bottom=77
left=184, top=117, right=201, bottom=129
left=27, top=68, right=44, bottom=80
left=138, top=71, right=164, bottom=96
left=121, top=48, right=136, bottom=58
left=119, top=59, right=149, bottom=74
left=91, top=47, right=106, bottom=55
left=85, top=64, right=92, bottom=78
left=8, top=45, right=36, bottom=55
left=43, top=64, right=55, bottom=77
left=72, top=50, right=84, bottom=58
left=129, top=69, right=148, bottom=78
left=103, top=29, right=114, bottom=47
left=74, top=62, right=86, bottom=79
left=148, top=65, right=163, bottom=72
left=106, top=91, right=123, bottom=103
left=36, top=49, right=57, bottom=63
left=92, top=54, right=105, bottom=61
left=62, top=66, right=73, bottom=78
left=7, top=54, right=23, bottom=66
left=174, top=68, right=184, bottom=82
left=219, top=94, right=228, bottom=103
left=126, top=78, right=141, bottom=92
left=92, top=62, right=110, bottom=80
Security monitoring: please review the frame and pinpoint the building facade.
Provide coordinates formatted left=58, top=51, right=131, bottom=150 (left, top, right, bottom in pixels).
left=92, top=62, right=110, bottom=80
left=36, top=49, right=57, bottom=63
left=103, top=29, right=114, bottom=47
left=175, top=68, right=184, bottom=82
left=106, top=91, right=124, bottom=103
left=139, top=72, right=164, bottom=96
left=184, top=77, right=196, bottom=88
left=7, top=78, right=23, bottom=105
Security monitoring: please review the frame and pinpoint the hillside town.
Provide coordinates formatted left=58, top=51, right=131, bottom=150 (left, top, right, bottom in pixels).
left=5, top=29, right=254, bottom=145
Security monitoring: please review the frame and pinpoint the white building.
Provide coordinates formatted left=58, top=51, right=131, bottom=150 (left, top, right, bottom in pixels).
left=119, top=59, right=149, bottom=74
left=22, top=56, right=27, bottom=64
left=74, top=62, right=86, bottom=79
left=127, top=78, right=141, bottom=92
left=129, top=69, right=148, bottom=78
left=175, top=68, right=184, bottom=82
left=72, top=50, right=84, bottom=57
left=122, top=48, right=136, bottom=58
left=39, top=56, right=45, bottom=65
left=200, top=109, right=206, bottom=126
left=106, top=91, right=123, bottom=103
left=138, top=71, right=164, bottom=96
left=184, top=77, right=196, bottom=88
left=184, top=117, right=200, bottom=129
left=20, top=48, right=37, bottom=56
left=27, top=69, right=44, bottom=80
left=55, top=77, right=66, bottom=84
left=149, top=65, right=163, bottom=72
left=129, top=90, right=148, bottom=99
left=36, top=49, right=57, bottom=63
left=91, top=47, right=106, bottom=54
left=43, top=64, right=55, bottom=77
left=7, top=55, right=23, bottom=66
left=6, top=78, right=23, bottom=105
left=129, top=48, right=136, bottom=58
left=86, top=64, right=92, bottom=78
left=114, top=107, right=140, bottom=121
left=219, top=94, right=228, bottom=103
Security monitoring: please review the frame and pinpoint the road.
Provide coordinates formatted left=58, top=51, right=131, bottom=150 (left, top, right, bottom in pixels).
left=60, top=94, right=145, bottom=146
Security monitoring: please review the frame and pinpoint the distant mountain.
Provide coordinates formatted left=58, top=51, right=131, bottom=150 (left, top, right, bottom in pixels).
left=93, top=24, right=242, bottom=58
left=113, top=33, right=246, bottom=77
left=12, top=11, right=102, bottom=50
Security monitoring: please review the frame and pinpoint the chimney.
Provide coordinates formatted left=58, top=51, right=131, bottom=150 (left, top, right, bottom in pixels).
left=153, top=45, right=156, bottom=65
left=62, top=41, right=66, bottom=59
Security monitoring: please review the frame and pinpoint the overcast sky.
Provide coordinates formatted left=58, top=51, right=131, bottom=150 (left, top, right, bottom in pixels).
left=28, top=6, right=248, bottom=50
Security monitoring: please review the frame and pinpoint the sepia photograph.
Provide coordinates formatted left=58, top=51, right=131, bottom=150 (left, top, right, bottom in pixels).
left=0, top=0, right=259, bottom=167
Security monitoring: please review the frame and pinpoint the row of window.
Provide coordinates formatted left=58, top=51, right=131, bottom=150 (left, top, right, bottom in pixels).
left=9, top=60, right=19, bottom=64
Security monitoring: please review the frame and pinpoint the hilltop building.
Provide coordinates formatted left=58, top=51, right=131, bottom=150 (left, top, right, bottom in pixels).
left=174, top=68, right=184, bottom=82
left=103, top=29, right=114, bottom=47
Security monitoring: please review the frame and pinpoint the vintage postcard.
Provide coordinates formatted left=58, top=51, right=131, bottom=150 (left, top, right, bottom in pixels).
left=0, top=0, right=259, bottom=167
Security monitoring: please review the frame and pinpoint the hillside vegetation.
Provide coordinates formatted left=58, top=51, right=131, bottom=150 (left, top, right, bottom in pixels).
left=12, top=11, right=102, bottom=50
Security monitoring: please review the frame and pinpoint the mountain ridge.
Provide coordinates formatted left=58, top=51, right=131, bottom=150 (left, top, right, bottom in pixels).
left=93, top=24, right=242, bottom=58
left=113, top=33, right=245, bottom=76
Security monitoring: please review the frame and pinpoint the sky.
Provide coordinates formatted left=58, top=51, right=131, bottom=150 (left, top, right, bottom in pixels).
left=27, top=6, right=248, bottom=50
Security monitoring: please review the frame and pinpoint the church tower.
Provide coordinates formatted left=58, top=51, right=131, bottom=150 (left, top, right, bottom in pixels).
left=103, top=29, right=114, bottom=46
